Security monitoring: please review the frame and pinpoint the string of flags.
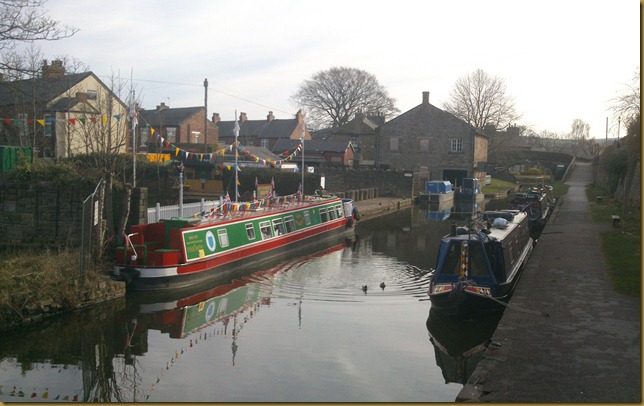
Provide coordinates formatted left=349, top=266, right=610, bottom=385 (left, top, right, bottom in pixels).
left=1, top=115, right=125, bottom=127
left=1, top=112, right=304, bottom=169
left=156, top=131, right=304, bottom=169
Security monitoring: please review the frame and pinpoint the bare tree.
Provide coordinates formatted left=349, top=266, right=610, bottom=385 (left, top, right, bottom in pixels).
left=0, top=0, right=78, bottom=74
left=290, top=66, right=399, bottom=129
left=443, top=68, right=521, bottom=131
left=609, top=67, right=640, bottom=133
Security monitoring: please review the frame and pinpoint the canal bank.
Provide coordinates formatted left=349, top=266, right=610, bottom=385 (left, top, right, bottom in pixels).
left=456, top=162, right=641, bottom=402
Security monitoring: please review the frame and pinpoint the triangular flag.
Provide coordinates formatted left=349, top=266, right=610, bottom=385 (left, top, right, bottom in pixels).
left=37, top=119, right=44, bottom=126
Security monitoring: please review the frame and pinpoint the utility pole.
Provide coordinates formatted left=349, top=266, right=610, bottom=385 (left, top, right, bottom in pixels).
left=204, top=78, right=208, bottom=153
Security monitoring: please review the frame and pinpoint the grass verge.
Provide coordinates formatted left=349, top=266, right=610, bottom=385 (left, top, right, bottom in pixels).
left=586, top=186, right=641, bottom=297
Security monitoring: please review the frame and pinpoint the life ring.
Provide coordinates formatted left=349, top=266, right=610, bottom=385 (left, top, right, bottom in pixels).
left=352, top=207, right=360, bottom=221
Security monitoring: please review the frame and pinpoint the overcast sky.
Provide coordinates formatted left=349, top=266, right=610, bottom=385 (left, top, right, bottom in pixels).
left=40, top=0, right=639, bottom=139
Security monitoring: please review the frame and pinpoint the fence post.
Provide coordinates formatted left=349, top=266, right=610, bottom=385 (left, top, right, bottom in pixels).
left=155, top=202, right=161, bottom=223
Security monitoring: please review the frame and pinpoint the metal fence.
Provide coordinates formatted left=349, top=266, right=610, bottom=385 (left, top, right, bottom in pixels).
left=147, top=198, right=223, bottom=223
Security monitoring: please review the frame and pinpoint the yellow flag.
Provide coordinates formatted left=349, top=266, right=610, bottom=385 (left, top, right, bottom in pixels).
left=37, top=119, right=45, bottom=126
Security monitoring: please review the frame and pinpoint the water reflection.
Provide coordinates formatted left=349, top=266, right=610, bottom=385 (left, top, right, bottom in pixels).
left=426, top=308, right=503, bottom=385
left=0, top=201, right=517, bottom=402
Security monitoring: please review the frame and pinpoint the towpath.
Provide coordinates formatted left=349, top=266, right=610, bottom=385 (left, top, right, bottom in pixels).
left=457, top=162, right=641, bottom=402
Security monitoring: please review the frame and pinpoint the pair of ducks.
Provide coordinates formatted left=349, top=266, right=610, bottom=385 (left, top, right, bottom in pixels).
left=362, top=282, right=386, bottom=293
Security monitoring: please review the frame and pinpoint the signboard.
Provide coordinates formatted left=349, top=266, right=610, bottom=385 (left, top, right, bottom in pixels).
left=183, top=228, right=218, bottom=261
left=256, top=184, right=273, bottom=198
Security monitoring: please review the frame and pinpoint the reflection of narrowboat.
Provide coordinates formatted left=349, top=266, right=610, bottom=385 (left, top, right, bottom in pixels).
left=428, top=210, right=534, bottom=319
left=122, top=242, right=351, bottom=339
left=426, top=308, right=502, bottom=384
left=114, top=194, right=357, bottom=291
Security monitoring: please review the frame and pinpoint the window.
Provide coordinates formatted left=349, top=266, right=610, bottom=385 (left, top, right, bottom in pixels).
left=451, top=139, right=463, bottom=152
left=166, top=127, right=177, bottom=142
left=261, top=139, right=269, bottom=149
left=389, top=137, right=399, bottom=151
left=44, top=114, right=52, bottom=137
left=259, top=221, right=272, bottom=240
left=245, top=223, right=256, bottom=240
left=87, top=89, right=97, bottom=100
left=320, top=208, right=329, bottom=222
left=272, top=218, right=285, bottom=236
left=420, top=138, right=429, bottom=151
left=284, top=216, right=295, bottom=233
left=335, top=204, right=344, bottom=219
left=18, top=114, right=27, bottom=138
left=303, top=211, right=311, bottom=225
left=217, top=228, right=230, bottom=248
left=328, top=207, right=337, bottom=220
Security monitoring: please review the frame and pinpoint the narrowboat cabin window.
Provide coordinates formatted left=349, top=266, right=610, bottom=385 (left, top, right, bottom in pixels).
left=259, top=221, right=272, bottom=239
left=284, top=216, right=295, bottom=233
left=272, top=218, right=285, bottom=235
left=441, top=241, right=489, bottom=277
left=245, top=223, right=256, bottom=240
left=335, top=204, right=343, bottom=218
left=320, top=208, right=329, bottom=222
left=328, top=207, right=337, bottom=220
left=304, top=211, right=311, bottom=225
left=217, top=228, right=230, bottom=248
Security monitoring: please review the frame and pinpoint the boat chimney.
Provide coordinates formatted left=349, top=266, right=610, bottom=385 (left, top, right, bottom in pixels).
left=450, top=221, right=457, bottom=236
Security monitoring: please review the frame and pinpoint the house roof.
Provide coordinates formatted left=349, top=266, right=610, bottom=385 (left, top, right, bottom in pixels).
left=139, top=106, right=203, bottom=127
left=271, top=139, right=353, bottom=155
left=383, top=100, right=487, bottom=138
left=217, top=117, right=299, bottom=139
left=0, top=72, right=93, bottom=106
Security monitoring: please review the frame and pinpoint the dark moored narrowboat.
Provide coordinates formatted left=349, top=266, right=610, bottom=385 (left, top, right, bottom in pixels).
left=428, top=209, right=534, bottom=319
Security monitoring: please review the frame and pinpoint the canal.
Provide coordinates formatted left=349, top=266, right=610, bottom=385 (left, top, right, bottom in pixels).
left=0, top=199, right=511, bottom=402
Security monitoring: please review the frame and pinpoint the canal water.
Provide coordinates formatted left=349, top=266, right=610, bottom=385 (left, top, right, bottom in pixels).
left=0, top=199, right=510, bottom=402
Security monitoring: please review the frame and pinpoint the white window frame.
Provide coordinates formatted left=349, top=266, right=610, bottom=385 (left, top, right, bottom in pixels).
left=451, top=139, right=463, bottom=152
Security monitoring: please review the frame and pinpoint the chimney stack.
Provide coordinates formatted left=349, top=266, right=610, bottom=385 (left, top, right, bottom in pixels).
left=267, top=111, right=275, bottom=122
left=42, top=59, right=65, bottom=79
left=239, top=112, right=247, bottom=123
left=156, top=102, right=169, bottom=111
left=212, top=113, right=220, bottom=123
left=422, top=91, right=430, bottom=105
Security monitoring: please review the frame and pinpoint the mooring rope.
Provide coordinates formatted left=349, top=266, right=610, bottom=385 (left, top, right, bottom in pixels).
left=485, top=294, right=550, bottom=318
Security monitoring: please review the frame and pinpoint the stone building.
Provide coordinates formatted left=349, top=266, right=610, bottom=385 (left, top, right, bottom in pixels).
left=376, top=91, right=488, bottom=186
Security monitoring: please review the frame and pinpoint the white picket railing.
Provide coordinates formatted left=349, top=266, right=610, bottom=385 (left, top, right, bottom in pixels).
left=147, top=198, right=223, bottom=223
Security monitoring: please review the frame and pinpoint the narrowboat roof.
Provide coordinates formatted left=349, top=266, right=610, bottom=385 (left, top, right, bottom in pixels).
left=442, top=210, right=526, bottom=244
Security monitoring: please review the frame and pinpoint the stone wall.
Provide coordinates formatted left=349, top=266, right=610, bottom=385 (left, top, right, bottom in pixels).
left=0, top=182, right=87, bottom=246
left=321, top=168, right=413, bottom=198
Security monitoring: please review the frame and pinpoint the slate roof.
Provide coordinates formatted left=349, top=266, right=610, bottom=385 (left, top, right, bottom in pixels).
left=271, top=139, right=353, bottom=155
left=0, top=72, right=93, bottom=106
left=383, top=101, right=486, bottom=138
left=216, top=117, right=299, bottom=139
left=139, top=106, right=203, bottom=127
